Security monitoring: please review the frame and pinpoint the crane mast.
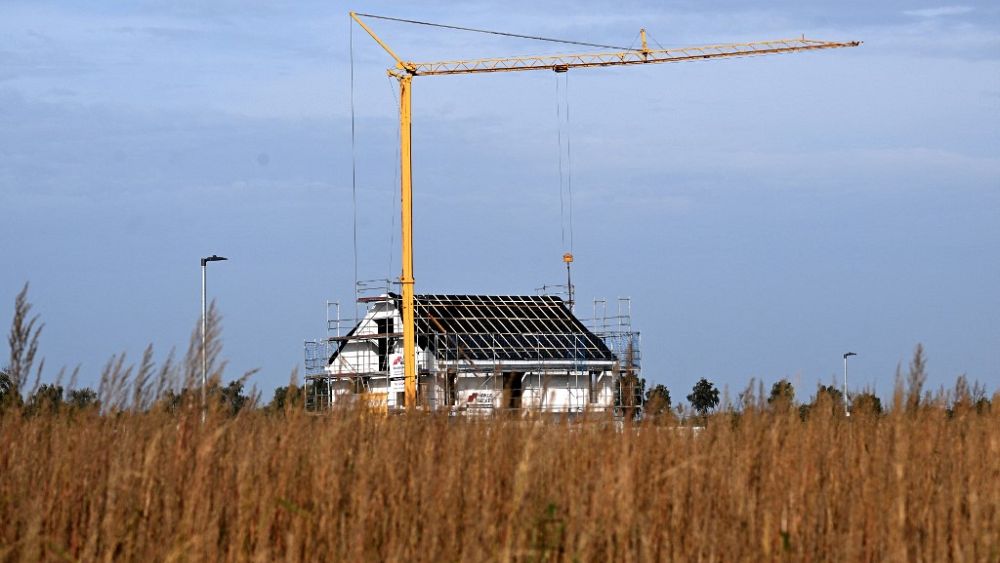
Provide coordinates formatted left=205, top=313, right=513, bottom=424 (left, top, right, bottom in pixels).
left=349, top=11, right=860, bottom=410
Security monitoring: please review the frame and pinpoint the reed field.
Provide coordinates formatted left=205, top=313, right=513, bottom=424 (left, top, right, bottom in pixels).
left=2, top=288, right=998, bottom=561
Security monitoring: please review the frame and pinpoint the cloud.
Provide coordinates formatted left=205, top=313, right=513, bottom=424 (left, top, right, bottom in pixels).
left=903, top=6, right=974, bottom=17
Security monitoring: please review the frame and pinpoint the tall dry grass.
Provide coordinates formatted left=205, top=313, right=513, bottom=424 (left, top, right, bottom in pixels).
left=1, top=391, right=998, bottom=561
left=2, top=286, right=998, bottom=561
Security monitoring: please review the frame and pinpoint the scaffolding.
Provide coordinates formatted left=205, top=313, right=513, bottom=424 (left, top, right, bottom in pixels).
left=304, top=284, right=643, bottom=417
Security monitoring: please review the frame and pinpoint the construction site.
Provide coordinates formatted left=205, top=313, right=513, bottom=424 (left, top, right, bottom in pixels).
left=303, top=12, right=860, bottom=416
left=304, top=285, right=642, bottom=415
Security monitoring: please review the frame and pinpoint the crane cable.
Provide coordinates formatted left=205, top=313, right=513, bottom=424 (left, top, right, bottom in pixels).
left=555, top=72, right=574, bottom=254
left=353, top=12, right=637, bottom=52
left=566, top=71, right=574, bottom=254
left=349, top=16, right=359, bottom=313
left=555, top=76, right=565, bottom=250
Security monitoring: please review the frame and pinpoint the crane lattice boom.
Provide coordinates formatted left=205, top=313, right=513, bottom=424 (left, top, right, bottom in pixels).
left=404, top=38, right=861, bottom=76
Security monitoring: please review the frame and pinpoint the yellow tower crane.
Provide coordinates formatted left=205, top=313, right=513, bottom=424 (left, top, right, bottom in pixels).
left=349, top=11, right=861, bottom=410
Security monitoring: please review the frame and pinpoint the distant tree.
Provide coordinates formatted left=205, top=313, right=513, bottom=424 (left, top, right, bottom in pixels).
left=270, top=386, right=288, bottom=410
left=220, top=380, right=250, bottom=416
left=974, top=396, right=992, bottom=415
left=644, top=384, right=672, bottom=417
left=26, top=383, right=64, bottom=415
left=797, top=403, right=811, bottom=421
left=687, top=378, right=720, bottom=416
left=158, top=381, right=250, bottom=416
left=850, top=391, right=883, bottom=416
left=950, top=375, right=990, bottom=416
left=0, top=365, right=20, bottom=412
left=269, top=384, right=303, bottom=412
left=160, top=387, right=196, bottom=413
left=66, top=388, right=99, bottom=411
left=817, top=384, right=844, bottom=404
left=767, top=379, right=795, bottom=410
left=801, top=384, right=846, bottom=419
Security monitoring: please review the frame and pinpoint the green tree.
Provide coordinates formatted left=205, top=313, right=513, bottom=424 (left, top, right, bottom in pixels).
left=0, top=365, right=20, bottom=411
left=269, top=384, right=303, bottom=412
left=687, top=378, right=719, bottom=416
left=817, top=384, right=843, bottom=403
left=850, top=391, right=883, bottom=415
left=801, top=384, right=846, bottom=419
left=67, top=388, right=99, bottom=411
left=974, top=397, right=992, bottom=415
left=767, top=379, right=795, bottom=410
left=26, top=383, right=64, bottom=415
left=220, top=380, right=249, bottom=416
left=644, top=384, right=672, bottom=417
left=950, top=375, right=991, bottom=416
left=161, top=387, right=191, bottom=413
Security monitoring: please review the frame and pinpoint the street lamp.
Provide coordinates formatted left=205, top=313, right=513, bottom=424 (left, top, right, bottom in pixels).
left=201, top=255, right=228, bottom=420
left=843, top=352, right=857, bottom=417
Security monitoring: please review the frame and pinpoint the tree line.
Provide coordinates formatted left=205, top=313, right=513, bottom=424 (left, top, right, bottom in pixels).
left=636, top=345, right=992, bottom=423
left=2, top=283, right=995, bottom=420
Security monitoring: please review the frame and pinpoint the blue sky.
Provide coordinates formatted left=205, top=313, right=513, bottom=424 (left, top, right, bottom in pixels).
left=1, top=1, right=998, bottom=402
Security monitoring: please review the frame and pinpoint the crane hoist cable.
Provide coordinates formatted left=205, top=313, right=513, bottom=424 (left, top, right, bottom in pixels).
left=555, top=71, right=574, bottom=254
left=555, top=74, right=565, bottom=250
left=555, top=70, right=576, bottom=310
left=349, top=16, right=359, bottom=313
left=565, top=70, right=574, bottom=254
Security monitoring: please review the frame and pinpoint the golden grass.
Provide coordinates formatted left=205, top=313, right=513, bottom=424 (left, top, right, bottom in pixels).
left=2, top=287, right=998, bottom=560
left=1, top=397, right=998, bottom=561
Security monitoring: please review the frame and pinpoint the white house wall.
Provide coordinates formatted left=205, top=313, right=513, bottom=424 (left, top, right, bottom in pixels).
left=456, top=371, right=617, bottom=412
left=326, top=304, right=435, bottom=377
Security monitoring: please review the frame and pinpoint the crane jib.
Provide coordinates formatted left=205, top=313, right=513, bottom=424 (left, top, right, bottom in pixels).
left=402, top=40, right=861, bottom=76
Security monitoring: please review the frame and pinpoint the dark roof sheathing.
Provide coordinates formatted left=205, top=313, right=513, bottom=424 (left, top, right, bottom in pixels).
left=407, top=294, right=615, bottom=363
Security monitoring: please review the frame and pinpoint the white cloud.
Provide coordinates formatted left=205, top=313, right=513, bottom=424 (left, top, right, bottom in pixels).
left=903, top=6, right=974, bottom=17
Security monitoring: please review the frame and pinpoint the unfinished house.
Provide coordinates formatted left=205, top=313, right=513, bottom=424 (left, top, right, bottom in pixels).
left=304, top=292, right=641, bottom=415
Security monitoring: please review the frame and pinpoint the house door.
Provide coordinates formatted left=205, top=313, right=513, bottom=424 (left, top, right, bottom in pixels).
left=502, top=372, right=524, bottom=410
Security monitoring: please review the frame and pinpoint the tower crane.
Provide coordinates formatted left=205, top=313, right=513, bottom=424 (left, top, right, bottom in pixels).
left=349, top=11, right=861, bottom=410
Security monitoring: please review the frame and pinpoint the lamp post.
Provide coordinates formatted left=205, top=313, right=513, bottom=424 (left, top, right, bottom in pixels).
left=201, top=255, right=228, bottom=420
left=843, top=352, right=857, bottom=417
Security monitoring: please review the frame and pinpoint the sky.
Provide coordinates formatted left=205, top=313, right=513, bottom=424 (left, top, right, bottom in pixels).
left=1, top=0, right=998, bottom=403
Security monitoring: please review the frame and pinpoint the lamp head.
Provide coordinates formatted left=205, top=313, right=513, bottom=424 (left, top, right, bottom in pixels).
left=201, top=255, right=228, bottom=266
left=844, top=352, right=857, bottom=359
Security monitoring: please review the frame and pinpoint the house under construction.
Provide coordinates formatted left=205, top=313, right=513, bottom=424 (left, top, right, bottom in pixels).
left=304, top=288, right=641, bottom=415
